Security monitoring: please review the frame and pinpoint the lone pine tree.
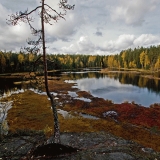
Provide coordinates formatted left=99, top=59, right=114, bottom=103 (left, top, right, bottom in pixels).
left=7, top=0, right=74, bottom=143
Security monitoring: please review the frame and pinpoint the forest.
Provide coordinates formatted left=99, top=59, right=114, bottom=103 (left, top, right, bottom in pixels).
left=0, top=45, right=160, bottom=73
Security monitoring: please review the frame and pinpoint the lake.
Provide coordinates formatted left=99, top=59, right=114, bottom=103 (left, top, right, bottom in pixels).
left=64, top=71, right=160, bottom=107
left=0, top=71, right=160, bottom=107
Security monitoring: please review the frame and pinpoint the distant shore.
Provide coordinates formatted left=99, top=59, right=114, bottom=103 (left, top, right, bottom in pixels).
left=100, top=68, right=160, bottom=80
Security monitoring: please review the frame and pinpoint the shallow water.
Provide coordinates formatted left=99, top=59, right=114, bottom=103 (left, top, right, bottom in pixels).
left=68, top=91, right=91, bottom=102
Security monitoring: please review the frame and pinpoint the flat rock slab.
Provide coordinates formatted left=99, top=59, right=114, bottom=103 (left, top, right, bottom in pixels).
left=0, top=134, right=45, bottom=160
left=58, top=132, right=159, bottom=160
left=0, top=132, right=160, bottom=159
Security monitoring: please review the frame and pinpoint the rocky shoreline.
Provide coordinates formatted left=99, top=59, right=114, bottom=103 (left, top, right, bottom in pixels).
left=0, top=132, right=160, bottom=160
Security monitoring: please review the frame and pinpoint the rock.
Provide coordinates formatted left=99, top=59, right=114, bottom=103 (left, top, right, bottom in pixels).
left=0, top=134, right=45, bottom=159
left=0, top=132, right=160, bottom=160
left=103, top=111, right=118, bottom=121
left=92, top=152, right=135, bottom=160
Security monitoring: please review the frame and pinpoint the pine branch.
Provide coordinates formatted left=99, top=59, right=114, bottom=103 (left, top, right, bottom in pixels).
left=7, top=6, right=42, bottom=26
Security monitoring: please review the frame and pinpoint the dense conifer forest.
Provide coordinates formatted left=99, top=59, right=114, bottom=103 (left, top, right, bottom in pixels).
left=0, top=45, right=160, bottom=73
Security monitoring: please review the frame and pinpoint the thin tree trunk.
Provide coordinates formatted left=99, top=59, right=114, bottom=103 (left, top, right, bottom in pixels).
left=41, top=0, right=60, bottom=143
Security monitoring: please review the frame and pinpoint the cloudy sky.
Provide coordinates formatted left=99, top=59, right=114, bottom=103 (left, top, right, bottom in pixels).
left=0, top=0, right=160, bottom=55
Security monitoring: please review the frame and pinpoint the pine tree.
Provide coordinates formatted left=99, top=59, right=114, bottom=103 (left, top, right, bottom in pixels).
left=8, top=0, right=74, bottom=143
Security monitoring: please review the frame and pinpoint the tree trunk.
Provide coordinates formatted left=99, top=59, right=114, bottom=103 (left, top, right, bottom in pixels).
left=41, top=0, right=60, bottom=143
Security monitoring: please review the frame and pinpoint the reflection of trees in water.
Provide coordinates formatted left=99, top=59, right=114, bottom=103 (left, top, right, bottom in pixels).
left=115, top=73, right=160, bottom=95
left=0, top=78, right=21, bottom=96
left=1, top=72, right=160, bottom=96
left=0, top=78, right=37, bottom=96
left=146, top=79, right=160, bottom=95
left=154, top=79, right=159, bottom=88
left=68, top=72, right=160, bottom=95
left=68, top=71, right=104, bottom=80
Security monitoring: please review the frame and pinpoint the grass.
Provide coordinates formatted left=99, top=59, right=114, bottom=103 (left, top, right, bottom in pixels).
left=2, top=90, right=160, bottom=152
left=5, top=91, right=53, bottom=133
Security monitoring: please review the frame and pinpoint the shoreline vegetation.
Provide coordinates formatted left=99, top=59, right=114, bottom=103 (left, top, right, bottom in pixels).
left=0, top=66, right=160, bottom=79
left=100, top=68, right=160, bottom=80
left=0, top=69, right=160, bottom=158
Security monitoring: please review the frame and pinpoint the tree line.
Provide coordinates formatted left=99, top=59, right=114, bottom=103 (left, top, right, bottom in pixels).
left=0, top=45, right=160, bottom=73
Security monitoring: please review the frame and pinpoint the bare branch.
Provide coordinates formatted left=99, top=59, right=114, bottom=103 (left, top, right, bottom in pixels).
left=24, top=46, right=40, bottom=53
left=24, top=6, right=42, bottom=16
left=7, top=6, right=42, bottom=26
left=23, top=36, right=42, bottom=54
left=43, top=9, right=60, bottom=25
left=43, top=1, right=74, bottom=25
left=27, top=36, right=42, bottom=46
left=44, top=4, right=66, bottom=20
left=27, top=18, right=42, bottom=36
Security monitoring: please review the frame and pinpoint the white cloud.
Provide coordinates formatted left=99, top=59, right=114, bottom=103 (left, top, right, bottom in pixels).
left=62, top=34, right=160, bottom=55
left=102, top=34, right=160, bottom=53
left=110, top=0, right=160, bottom=26
left=45, top=11, right=84, bottom=40
left=62, top=36, right=96, bottom=54
left=115, top=34, right=135, bottom=48
left=0, top=0, right=160, bottom=55
left=1, top=0, right=37, bottom=11
left=77, top=36, right=95, bottom=52
left=62, top=44, right=78, bottom=53
left=102, top=34, right=135, bottom=53
left=133, top=34, right=160, bottom=46
left=0, top=4, right=34, bottom=51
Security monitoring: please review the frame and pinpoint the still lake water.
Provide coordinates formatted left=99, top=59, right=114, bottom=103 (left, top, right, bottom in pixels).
left=0, top=71, right=160, bottom=107
left=65, top=71, right=160, bottom=107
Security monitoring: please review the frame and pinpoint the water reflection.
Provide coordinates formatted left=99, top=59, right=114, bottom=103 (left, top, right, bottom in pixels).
left=1, top=71, right=160, bottom=107
left=66, top=72, right=160, bottom=107
left=0, top=76, right=43, bottom=98
left=0, top=77, right=22, bottom=96
left=65, top=71, right=104, bottom=80
left=79, top=113, right=99, bottom=119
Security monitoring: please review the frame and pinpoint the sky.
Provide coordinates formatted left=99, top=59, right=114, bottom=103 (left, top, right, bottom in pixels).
left=0, top=0, right=160, bottom=55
